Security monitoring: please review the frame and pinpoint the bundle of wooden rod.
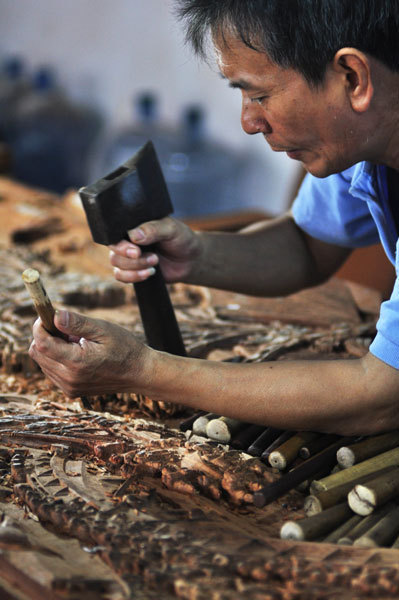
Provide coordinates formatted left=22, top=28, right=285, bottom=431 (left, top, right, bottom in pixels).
left=180, top=411, right=348, bottom=501
left=180, top=411, right=340, bottom=463
left=280, top=431, right=399, bottom=548
left=181, top=413, right=399, bottom=548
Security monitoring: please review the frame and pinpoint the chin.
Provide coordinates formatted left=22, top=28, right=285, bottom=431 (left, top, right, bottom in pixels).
left=302, top=157, right=348, bottom=179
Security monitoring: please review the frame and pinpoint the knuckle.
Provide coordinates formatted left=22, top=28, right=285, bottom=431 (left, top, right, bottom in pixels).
left=35, top=337, right=48, bottom=353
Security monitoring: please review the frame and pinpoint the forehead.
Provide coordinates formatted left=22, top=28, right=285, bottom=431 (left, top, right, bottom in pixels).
left=213, top=31, right=296, bottom=89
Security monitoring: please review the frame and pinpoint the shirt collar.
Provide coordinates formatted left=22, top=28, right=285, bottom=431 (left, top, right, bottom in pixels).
left=349, top=161, right=379, bottom=203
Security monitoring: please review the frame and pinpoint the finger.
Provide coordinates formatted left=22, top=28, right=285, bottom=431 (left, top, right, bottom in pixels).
left=109, top=251, right=158, bottom=271
left=32, top=317, right=73, bottom=356
left=54, top=310, right=108, bottom=344
left=109, top=240, right=142, bottom=258
left=39, top=365, right=81, bottom=398
left=29, top=334, right=82, bottom=367
left=127, top=217, right=177, bottom=246
left=113, top=266, right=156, bottom=283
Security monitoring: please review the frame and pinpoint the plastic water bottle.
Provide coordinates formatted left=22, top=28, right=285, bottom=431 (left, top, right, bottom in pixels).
left=11, top=67, right=102, bottom=193
left=96, top=92, right=175, bottom=179
left=163, top=105, right=244, bottom=218
left=0, top=56, right=31, bottom=142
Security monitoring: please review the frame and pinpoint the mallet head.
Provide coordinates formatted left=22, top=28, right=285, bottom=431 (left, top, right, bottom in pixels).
left=79, top=141, right=173, bottom=246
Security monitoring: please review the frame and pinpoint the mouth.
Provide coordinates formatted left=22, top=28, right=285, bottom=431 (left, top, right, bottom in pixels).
left=268, top=143, right=301, bottom=156
left=286, top=149, right=303, bottom=160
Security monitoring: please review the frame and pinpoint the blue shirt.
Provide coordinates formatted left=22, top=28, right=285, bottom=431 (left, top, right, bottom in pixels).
left=292, top=161, right=399, bottom=368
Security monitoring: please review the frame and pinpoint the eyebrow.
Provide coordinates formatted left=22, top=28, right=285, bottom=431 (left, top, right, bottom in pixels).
left=219, top=73, right=255, bottom=91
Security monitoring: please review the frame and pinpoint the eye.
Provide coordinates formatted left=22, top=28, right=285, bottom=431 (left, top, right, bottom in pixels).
left=251, top=96, right=268, bottom=106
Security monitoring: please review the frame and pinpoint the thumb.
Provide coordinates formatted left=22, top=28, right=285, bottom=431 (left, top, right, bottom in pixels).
left=54, top=310, right=103, bottom=341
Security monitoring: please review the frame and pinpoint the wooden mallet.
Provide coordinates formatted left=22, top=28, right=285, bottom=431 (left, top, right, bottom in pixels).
left=79, top=141, right=186, bottom=357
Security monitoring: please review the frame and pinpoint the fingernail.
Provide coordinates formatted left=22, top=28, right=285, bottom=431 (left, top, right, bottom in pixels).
left=146, top=254, right=158, bottom=265
left=126, top=248, right=139, bottom=258
left=57, top=309, right=69, bottom=327
left=138, top=267, right=156, bottom=278
left=130, top=228, right=145, bottom=242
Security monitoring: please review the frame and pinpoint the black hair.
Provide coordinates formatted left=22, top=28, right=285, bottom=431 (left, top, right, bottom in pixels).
left=174, top=0, right=399, bottom=85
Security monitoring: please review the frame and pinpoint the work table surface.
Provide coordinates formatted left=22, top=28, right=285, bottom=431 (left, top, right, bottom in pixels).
left=0, top=177, right=396, bottom=600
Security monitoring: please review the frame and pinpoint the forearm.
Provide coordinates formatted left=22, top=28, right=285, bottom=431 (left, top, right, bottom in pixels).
left=140, top=350, right=399, bottom=436
left=184, top=213, right=349, bottom=296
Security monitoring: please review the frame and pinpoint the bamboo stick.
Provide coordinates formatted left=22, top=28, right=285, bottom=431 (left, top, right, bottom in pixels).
left=192, top=413, right=219, bottom=436
left=304, top=466, right=396, bottom=516
left=295, top=462, right=335, bottom=494
left=206, top=416, right=245, bottom=443
left=338, top=503, right=394, bottom=545
left=323, top=513, right=363, bottom=544
left=280, top=502, right=352, bottom=541
left=337, top=431, right=399, bottom=468
left=299, top=433, right=340, bottom=459
left=354, top=504, right=399, bottom=548
left=310, top=446, right=399, bottom=494
left=230, top=424, right=265, bottom=451
left=246, top=427, right=283, bottom=457
left=179, top=411, right=206, bottom=432
left=260, top=430, right=294, bottom=463
left=253, top=437, right=353, bottom=508
left=348, top=467, right=399, bottom=515
left=268, top=431, right=319, bottom=470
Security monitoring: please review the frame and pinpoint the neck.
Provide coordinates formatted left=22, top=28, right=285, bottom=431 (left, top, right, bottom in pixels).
left=373, top=75, right=399, bottom=170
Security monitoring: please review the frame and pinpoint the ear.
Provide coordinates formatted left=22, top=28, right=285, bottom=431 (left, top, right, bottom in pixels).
left=332, top=48, right=374, bottom=113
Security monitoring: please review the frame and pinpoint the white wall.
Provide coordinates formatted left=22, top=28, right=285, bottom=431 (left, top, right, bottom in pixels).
left=0, top=0, right=300, bottom=214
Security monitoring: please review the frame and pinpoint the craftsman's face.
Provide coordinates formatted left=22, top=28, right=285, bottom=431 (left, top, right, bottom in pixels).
left=215, top=34, right=361, bottom=178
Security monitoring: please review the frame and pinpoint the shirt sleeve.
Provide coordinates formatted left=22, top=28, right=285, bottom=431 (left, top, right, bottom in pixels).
left=369, top=238, right=399, bottom=369
left=291, top=167, right=380, bottom=247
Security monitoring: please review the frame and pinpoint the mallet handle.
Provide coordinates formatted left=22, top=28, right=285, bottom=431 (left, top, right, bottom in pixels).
left=133, top=250, right=186, bottom=356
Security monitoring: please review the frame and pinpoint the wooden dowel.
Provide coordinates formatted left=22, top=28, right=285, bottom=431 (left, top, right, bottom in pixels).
left=230, top=424, right=265, bottom=451
left=323, top=513, right=363, bottom=544
left=268, top=432, right=319, bottom=470
left=310, top=446, right=399, bottom=494
left=280, top=502, right=352, bottom=542
left=192, top=413, right=219, bottom=436
left=304, top=466, right=397, bottom=516
left=338, top=503, right=394, bottom=545
left=337, top=431, right=399, bottom=469
left=299, top=434, right=340, bottom=460
left=354, top=504, right=399, bottom=548
left=206, top=417, right=245, bottom=443
left=348, top=467, right=399, bottom=515
left=253, top=437, right=353, bottom=508
left=246, top=427, right=283, bottom=457
left=179, top=411, right=207, bottom=432
left=22, top=269, right=66, bottom=339
left=260, top=430, right=294, bottom=463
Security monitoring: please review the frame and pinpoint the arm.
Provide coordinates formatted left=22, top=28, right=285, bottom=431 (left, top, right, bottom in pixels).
left=187, top=212, right=352, bottom=295
left=110, top=212, right=352, bottom=296
left=30, top=310, right=399, bottom=437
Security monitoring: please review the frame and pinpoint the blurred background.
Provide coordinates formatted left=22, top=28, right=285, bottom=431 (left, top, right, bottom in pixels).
left=0, top=0, right=301, bottom=221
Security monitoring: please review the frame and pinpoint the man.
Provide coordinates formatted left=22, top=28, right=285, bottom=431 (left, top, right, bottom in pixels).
left=30, top=1, right=399, bottom=436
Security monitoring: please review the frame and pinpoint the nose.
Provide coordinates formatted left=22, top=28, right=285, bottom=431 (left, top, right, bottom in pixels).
left=241, top=97, right=271, bottom=135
